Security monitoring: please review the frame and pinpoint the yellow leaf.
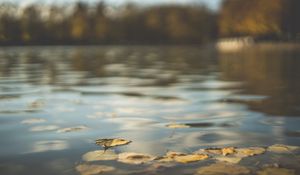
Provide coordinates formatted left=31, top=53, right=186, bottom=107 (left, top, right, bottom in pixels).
left=95, top=138, right=131, bottom=149
left=201, top=147, right=236, bottom=156
left=166, top=123, right=190, bottom=129
left=173, top=154, right=208, bottom=163
left=267, top=144, right=299, bottom=154
left=215, top=156, right=242, bottom=164
left=222, top=147, right=236, bottom=156
left=235, top=147, right=266, bottom=157
left=118, top=152, right=156, bottom=164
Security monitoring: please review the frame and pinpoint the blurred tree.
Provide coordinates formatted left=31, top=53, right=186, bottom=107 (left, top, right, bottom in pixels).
left=21, top=5, right=45, bottom=43
left=219, top=0, right=300, bottom=39
left=91, top=2, right=111, bottom=42
left=70, top=2, right=91, bottom=42
left=0, top=2, right=218, bottom=45
left=0, top=3, right=21, bottom=43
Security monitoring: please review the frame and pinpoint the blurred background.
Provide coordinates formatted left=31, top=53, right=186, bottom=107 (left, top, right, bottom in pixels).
left=1, top=1, right=300, bottom=175
left=0, top=0, right=299, bottom=45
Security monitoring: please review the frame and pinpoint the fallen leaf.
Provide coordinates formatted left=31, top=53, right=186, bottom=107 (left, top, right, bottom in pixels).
left=173, top=154, right=208, bottom=163
left=21, top=118, right=46, bottom=124
left=199, top=147, right=236, bottom=156
left=196, top=162, right=250, bottom=175
left=75, top=164, right=115, bottom=175
left=235, top=147, right=266, bottom=157
left=215, top=156, right=242, bottom=164
left=267, top=144, right=299, bottom=153
left=57, top=125, right=88, bottom=133
left=95, top=138, right=131, bottom=149
left=166, top=151, right=186, bottom=158
left=156, top=151, right=208, bottom=164
left=257, top=167, right=295, bottom=175
left=82, top=150, right=117, bottom=162
left=118, top=152, right=156, bottom=164
left=155, top=151, right=185, bottom=163
left=222, top=147, right=236, bottom=156
left=166, top=123, right=190, bottom=129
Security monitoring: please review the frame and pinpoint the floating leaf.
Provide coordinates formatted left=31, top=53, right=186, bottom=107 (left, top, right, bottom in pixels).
left=155, top=151, right=185, bottom=163
left=267, top=144, right=299, bottom=154
left=222, top=147, right=236, bottom=156
left=235, top=147, right=266, bottom=157
left=196, top=162, right=250, bottom=175
left=173, top=154, right=208, bottom=163
left=57, top=125, right=88, bottom=133
left=21, top=118, right=46, bottom=124
left=118, top=152, right=156, bottom=164
left=199, top=147, right=236, bottom=156
left=166, top=123, right=190, bottom=129
left=82, top=150, right=117, bottom=162
left=166, top=151, right=186, bottom=158
left=215, top=156, right=242, bottom=164
left=156, top=151, right=208, bottom=164
left=95, top=138, right=131, bottom=149
left=75, top=164, right=115, bottom=175
left=257, top=167, right=295, bottom=175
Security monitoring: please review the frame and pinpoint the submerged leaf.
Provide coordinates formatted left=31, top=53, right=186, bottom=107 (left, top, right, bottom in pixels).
left=57, top=125, right=88, bottom=133
left=196, top=162, right=250, bottom=175
left=199, top=147, right=236, bottom=156
left=173, top=154, right=208, bottom=163
left=267, top=144, right=299, bottom=153
left=235, top=147, right=266, bottom=157
left=82, top=150, right=117, bottom=162
left=166, top=123, right=190, bottom=129
left=118, top=152, right=156, bottom=164
left=215, top=156, right=242, bottom=164
left=166, top=151, right=186, bottom=158
left=222, top=147, right=236, bottom=156
left=156, top=151, right=208, bottom=164
left=155, top=151, right=185, bottom=163
left=257, top=167, right=295, bottom=175
left=75, top=164, right=115, bottom=175
left=95, top=138, right=131, bottom=149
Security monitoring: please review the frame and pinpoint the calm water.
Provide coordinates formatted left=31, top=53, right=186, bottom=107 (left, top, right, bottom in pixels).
left=0, top=46, right=300, bottom=174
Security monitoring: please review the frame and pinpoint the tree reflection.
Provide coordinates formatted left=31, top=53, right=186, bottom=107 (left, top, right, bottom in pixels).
left=219, top=48, right=300, bottom=116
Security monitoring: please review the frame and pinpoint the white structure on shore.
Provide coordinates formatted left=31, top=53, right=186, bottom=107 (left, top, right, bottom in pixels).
left=217, top=37, right=254, bottom=52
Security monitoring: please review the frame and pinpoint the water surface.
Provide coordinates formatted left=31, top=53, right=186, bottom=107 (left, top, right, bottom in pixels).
left=0, top=46, right=300, bottom=174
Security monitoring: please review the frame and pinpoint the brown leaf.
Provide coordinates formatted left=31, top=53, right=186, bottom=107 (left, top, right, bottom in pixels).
left=95, top=138, right=131, bottom=149
left=118, top=152, right=156, bottom=164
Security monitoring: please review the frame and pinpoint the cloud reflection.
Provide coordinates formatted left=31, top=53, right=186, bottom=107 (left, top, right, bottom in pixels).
left=30, top=125, right=59, bottom=132
left=30, top=140, right=69, bottom=153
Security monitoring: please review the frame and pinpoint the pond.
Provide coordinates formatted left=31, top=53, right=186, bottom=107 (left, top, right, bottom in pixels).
left=0, top=46, right=300, bottom=175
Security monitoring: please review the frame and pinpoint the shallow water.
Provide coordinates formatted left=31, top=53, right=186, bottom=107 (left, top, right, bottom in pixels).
left=0, top=46, right=300, bottom=174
